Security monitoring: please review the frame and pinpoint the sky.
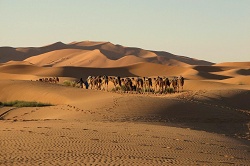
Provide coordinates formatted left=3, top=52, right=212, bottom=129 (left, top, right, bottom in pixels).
left=0, top=0, right=249, bottom=63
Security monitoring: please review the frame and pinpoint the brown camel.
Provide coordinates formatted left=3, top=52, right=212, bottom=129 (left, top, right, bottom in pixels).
left=162, top=77, right=171, bottom=93
left=101, top=75, right=109, bottom=91
left=121, top=77, right=133, bottom=92
left=178, top=76, right=184, bottom=92
left=110, top=76, right=121, bottom=90
left=87, top=76, right=95, bottom=89
left=153, top=76, right=164, bottom=93
left=94, top=76, right=102, bottom=90
left=171, top=77, right=178, bottom=93
left=143, top=77, right=152, bottom=93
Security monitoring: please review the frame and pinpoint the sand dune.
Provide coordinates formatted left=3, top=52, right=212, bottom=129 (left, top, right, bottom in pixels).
left=68, top=41, right=107, bottom=47
left=1, top=60, right=249, bottom=87
left=23, top=47, right=177, bottom=67
left=0, top=40, right=213, bottom=66
left=24, top=49, right=87, bottom=66
left=214, top=62, right=250, bottom=67
left=0, top=61, right=191, bottom=80
left=219, top=76, right=250, bottom=86
left=0, top=80, right=249, bottom=135
left=0, top=41, right=249, bottom=165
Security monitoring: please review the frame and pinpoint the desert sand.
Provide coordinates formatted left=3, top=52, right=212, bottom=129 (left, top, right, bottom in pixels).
left=0, top=41, right=249, bottom=165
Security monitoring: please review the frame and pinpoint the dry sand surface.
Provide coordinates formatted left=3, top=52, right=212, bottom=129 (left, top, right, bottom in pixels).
left=0, top=41, right=249, bottom=165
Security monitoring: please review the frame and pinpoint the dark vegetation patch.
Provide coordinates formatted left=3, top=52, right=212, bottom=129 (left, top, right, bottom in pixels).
left=0, top=101, right=52, bottom=107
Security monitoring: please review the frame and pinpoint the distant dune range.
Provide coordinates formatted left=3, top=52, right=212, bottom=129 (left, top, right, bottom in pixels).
left=0, top=41, right=249, bottom=84
left=1, top=41, right=212, bottom=66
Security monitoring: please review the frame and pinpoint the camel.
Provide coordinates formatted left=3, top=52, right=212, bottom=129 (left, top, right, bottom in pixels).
left=143, top=77, right=152, bottom=93
left=49, top=77, right=53, bottom=83
left=178, top=76, right=184, bottom=92
left=171, top=77, right=178, bottom=93
left=87, top=76, right=95, bottom=89
left=77, top=78, right=84, bottom=88
left=131, top=77, right=143, bottom=92
left=102, top=75, right=109, bottom=91
left=121, top=77, right=133, bottom=92
left=94, top=76, right=102, bottom=90
left=87, top=76, right=101, bottom=90
left=153, top=76, right=164, bottom=93
left=37, top=77, right=59, bottom=83
left=131, top=77, right=137, bottom=91
left=162, top=77, right=171, bottom=93
left=109, top=76, right=121, bottom=91
left=53, top=77, right=59, bottom=83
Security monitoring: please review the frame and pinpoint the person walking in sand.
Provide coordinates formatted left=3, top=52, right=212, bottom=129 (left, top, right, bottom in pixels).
left=84, top=80, right=89, bottom=89
left=77, top=78, right=84, bottom=88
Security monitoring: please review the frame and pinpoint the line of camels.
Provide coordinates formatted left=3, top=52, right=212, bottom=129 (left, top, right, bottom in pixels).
left=37, top=77, right=60, bottom=84
left=36, top=75, right=184, bottom=94
left=85, top=76, right=184, bottom=94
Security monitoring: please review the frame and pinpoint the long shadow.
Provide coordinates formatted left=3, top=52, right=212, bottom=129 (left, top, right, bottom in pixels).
left=115, top=96, right=250, bottom=143
left=197, top=71, right=232, bottom=80
left=237, top=69, right=250, bottom=76
left=59, top=66, right=138, bottom=79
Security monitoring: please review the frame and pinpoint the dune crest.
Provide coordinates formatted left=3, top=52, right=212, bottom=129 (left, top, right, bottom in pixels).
left=0, top=40, right=213, bottom=67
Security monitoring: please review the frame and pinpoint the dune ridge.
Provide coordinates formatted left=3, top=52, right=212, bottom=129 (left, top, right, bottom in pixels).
left=0, top=41, right=213, bottom=67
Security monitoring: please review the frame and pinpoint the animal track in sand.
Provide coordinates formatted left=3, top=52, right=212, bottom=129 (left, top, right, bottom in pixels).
left=1, top=121, right=249, bottom=165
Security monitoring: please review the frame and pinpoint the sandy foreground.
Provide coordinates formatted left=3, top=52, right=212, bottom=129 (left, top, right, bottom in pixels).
left=0, top=79, right=249, bottom=165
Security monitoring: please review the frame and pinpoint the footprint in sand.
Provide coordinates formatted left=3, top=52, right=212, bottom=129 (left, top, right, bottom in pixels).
left=90, top=138, right=99, bottom=141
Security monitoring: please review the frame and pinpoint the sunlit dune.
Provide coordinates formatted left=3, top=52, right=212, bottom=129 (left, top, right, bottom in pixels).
left=214, top=62, right=250, bottom=67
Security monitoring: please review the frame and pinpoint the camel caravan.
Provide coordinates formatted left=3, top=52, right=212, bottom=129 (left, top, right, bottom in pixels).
left=84, top=75, right=184, bottom=94
left=36, top=77, right=60, bottom=84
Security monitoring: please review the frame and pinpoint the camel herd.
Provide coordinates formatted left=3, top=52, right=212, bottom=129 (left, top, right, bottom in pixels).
left=37, top=77, right=59, bottom=84
left=34, top=75, right=184, bottom=94
left=86, top=76, right=184, bottom=94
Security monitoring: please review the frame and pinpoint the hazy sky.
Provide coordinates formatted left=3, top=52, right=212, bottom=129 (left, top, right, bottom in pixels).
left=0, top=0, right=249, bottom=63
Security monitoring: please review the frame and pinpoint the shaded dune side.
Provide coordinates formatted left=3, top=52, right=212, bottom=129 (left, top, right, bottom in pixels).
left=0, top=62, right=193, bottom=80
left=151, top=51, right=214, bottom=66
left=192, top=66, right=232, bottom=80
left=127, top=62, right=190, bottom=77
left=0, top=62, right=137, bottom=80
left=1, top=61, right=249, bottom=86
left=211, top=68, right=250, bottom=77
left=112, top=95, right=249, bottom=136
left=190, top=65, right=250, bottom=80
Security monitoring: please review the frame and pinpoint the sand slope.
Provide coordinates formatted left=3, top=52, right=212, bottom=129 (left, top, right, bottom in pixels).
left=0, top=80, right=249, bottom=136
left=0, top=79, right=249, bottom=165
